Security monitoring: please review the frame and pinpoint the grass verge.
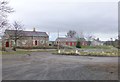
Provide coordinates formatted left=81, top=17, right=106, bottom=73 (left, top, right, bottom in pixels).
left=52, top=49, right=119, bottom=57
left=1, top=51, right=31, bottom=55
left=0, top=49, right=57, bottom=55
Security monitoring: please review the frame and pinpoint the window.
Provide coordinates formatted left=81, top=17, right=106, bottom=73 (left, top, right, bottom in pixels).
left=35, top=40, right=37, bottom=45
left=41, top=40, right=45, bottom=44
left=11, top=41, right=15, bottom=47
left=40, top=40, right=43, bottom=44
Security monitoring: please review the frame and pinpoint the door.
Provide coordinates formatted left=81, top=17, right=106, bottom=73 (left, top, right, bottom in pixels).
left=6, top=41, right=9, bottom=47
left=35, top=40, right=37, bottom=45
left=70, top=42, right=72, bottom=46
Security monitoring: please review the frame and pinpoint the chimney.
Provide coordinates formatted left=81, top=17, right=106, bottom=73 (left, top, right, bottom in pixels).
left=33, top=27, right=36, bottom=32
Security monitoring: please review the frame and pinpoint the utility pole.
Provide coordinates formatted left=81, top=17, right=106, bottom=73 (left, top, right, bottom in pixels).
left=110, top=38, right=113, bottom=46
left=57, top=30, right=59, bottom=49
left=57, top=30, right=60, bottom=53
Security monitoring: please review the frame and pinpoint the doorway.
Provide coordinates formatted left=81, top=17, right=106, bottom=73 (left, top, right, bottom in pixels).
left=6, top=41, right=9, bottom=47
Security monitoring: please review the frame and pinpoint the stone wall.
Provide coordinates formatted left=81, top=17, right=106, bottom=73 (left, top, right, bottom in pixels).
left=2, top=36, right=49, bottom=48
left=17, top=36, right=49, bottom=47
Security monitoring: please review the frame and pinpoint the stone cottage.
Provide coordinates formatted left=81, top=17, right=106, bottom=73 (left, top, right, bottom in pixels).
left=90, top=38, right=104, bottom=46
left=2, top=29, right=49, bottom=48
left=55, top=37, right=87, bottom=46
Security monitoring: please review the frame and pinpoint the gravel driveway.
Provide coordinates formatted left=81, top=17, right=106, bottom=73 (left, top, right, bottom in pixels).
left=2, top=52, right=118, bottom=80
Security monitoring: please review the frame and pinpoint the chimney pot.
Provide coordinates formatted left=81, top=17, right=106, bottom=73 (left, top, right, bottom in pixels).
left=33, top=28, right=35, bottom=32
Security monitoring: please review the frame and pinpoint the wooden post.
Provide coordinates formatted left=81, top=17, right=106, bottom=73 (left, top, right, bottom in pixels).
left=75, top=49, right=78, bottom=54
left=58, top=49, right=60, bottom=53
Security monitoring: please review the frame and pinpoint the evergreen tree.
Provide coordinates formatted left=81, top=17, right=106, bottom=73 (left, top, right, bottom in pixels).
left=76, top=39, right=81, bottom=48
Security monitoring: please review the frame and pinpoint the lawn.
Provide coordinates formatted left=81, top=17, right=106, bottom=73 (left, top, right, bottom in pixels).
left=81, top=45, right=115, bottom=49
left=0, top=51, right=31, bottom=55
left=0, top=45, right=118, bottom=57
left=53, top=50, right=118, bottom=57
left=0, top=49, right=57, bottom=55
left=78, top=50, right=118, bottom=56
left=53, top=47, right=119, bottom=57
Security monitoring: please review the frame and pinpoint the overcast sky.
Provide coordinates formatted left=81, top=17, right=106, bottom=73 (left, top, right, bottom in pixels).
left=8, top=0, right=118, bottom=41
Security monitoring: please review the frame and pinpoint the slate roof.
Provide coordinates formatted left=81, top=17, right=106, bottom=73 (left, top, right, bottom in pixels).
left=56, top=37, right=86, bottom=42
left=5, top=30, right=48, bottom=37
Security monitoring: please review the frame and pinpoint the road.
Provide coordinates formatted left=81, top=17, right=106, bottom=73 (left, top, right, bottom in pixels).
left=2, top=52, right=118, bottom=80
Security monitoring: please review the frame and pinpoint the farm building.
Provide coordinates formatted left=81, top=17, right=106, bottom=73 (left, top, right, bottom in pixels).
left=90, top=38, right=104, bottom=46
left=55, top=37, right=87, bottom=46
left=2, top=29, right=49, bottom=48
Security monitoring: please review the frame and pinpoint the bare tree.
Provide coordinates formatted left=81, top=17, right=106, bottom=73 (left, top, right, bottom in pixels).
left=66, top=30, right=76, bottom=38
left=12, top=21, right=24, bottom=51
left=0, top=1, right=14, bottom=30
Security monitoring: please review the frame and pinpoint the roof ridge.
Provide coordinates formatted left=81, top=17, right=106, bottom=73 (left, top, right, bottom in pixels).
left=6, top=30, right=46, bottom=33
left=5, top=30, right=48, bottom=37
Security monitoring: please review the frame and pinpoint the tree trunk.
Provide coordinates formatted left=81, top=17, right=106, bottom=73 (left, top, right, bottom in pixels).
left=13, top=39, right=17, bottom=51
left=2, top=39, right=6, bottom=51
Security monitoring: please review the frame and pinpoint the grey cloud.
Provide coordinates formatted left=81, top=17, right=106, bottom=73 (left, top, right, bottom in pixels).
left=8, top=1, right=118, bottom=40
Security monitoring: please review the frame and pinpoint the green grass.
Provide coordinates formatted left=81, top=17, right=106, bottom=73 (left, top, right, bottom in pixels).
left=1, top=51, right=31, bottom=55
left=52, top=49, right=119, bottom=57
left=0, top=46, right=118, bottom=57
left=17, top=49, right=57, bottom=52
left=79, top=50, right=118, bottom=57
left=81, top=45, right=114, bottom=49
left=65, top=45, right=115, bottom=49
left=0, top=49, right=57, bottom=55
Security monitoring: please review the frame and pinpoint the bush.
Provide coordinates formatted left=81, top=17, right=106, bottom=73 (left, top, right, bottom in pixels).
left=76, top=41, right=81, bottom=48
left=52, top=52, right=79, bottom=56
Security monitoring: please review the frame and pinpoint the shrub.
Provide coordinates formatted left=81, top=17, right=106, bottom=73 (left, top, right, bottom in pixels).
left=76, top=41, right=81, bottom=48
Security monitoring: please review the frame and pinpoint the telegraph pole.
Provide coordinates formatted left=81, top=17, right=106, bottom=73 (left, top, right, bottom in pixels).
left=110, top=38, right=113, bottom=46
left=57, top=30, right=60, bottom=53
left=57, top=30, right=59, bottom=50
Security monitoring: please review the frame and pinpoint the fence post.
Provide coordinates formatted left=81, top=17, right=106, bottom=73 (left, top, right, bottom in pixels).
left=75, top=49, right=78, bottom=54
left=58, top=49, right=61, bottom=53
